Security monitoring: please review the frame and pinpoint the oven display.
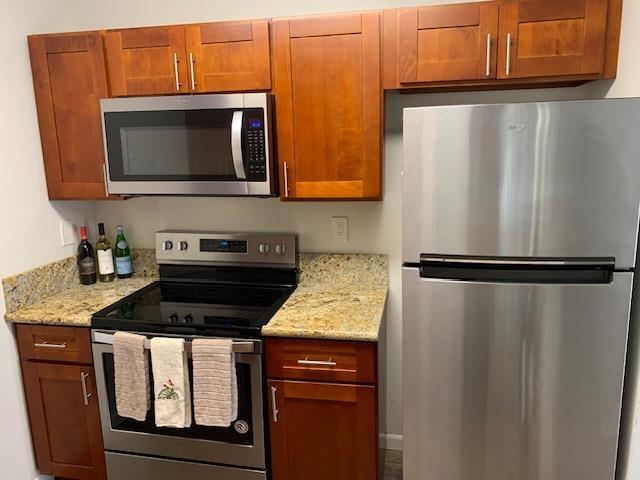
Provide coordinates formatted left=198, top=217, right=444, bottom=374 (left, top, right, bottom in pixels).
left=200, top=239, right=248, bottom=253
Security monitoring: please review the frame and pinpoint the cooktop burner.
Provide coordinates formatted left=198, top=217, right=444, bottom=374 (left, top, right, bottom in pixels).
left=92, top=281, right=295, bottom=338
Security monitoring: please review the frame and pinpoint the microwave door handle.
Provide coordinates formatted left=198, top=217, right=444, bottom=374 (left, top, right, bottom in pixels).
left=231, top=111, right=247, bottom=180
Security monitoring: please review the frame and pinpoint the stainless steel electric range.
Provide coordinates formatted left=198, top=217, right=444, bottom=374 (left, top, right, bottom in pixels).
left=91, top=231, right=298, bottom=480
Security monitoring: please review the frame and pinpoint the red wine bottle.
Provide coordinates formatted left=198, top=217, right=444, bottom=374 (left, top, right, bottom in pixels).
left=77, top=226, right=97, bottom=285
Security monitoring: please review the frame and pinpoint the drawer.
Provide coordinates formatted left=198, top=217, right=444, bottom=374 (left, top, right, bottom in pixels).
left=16, top=324, right=93, bottom=364
left=266, top=338, right=376, bottom=384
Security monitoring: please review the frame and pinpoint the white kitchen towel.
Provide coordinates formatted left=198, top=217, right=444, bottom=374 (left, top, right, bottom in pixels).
left=113, top=332, right=150, bottom=421
left=191, top=338, right=238, bottom=427
left=150, top=337, right=192, bottom=428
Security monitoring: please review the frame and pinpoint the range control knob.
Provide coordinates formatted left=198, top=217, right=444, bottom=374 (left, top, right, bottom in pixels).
left=183, top=314, right=193, bottom=324
left=275, top=244, right=286, bottom=255
left=179, top=241, right=189, bottom=251
left=163, top=240, right=174, bottom=251
left=258, top=243, right=271, bottom=254
left=168, top=313, right=179, bottom=323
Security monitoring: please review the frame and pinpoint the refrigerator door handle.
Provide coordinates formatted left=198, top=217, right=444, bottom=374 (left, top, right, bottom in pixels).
left=419, top=255, right=615, bottom=267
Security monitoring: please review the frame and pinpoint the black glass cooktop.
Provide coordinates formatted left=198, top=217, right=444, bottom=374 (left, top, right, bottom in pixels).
left=91, top=281, right=295, bottom=338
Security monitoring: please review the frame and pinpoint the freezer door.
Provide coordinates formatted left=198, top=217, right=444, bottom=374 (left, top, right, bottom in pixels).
left=403, top=99, right=640, bottom=268
left=403, top=267, right=632, bottom=480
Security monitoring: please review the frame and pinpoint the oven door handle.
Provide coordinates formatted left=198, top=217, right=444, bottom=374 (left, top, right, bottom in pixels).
left=91, top=331, right=259, bottom=353
left=231, top=111, right=247, bottom=180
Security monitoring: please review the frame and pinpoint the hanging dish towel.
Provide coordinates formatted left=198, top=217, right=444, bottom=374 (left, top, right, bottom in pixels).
left=192, top=338, right=238, bottom=427
left=113, top=332, right=150, bottom=421
left=150, top=337, right=192, bottom=428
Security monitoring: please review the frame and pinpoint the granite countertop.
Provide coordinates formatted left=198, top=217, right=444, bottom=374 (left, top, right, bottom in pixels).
left=262, top=253, right=388, bottom=342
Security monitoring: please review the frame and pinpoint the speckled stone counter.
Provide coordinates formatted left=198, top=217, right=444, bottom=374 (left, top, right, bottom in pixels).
left=2, top=249, right=158, bottom=327
left=262, top=253, right=388, bottom=342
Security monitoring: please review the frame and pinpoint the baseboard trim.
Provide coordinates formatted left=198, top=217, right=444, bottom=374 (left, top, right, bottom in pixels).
left=379, top=433, right=403, bottom=451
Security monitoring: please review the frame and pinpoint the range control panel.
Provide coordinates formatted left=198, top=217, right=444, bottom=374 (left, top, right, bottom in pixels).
left=155, top=231, right=297, bottom=268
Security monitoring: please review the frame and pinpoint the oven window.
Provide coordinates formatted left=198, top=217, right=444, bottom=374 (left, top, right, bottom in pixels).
left=102, top=352, right=254, bottom=445
left=104, top=109, right=257, bottom=181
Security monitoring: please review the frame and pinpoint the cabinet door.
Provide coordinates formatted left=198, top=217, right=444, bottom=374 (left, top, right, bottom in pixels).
left=397, top=2, right=499, bottom=83
left=28, top=33, right=108, bottom=200
left=105, top=26, right=189, bottom=95
left=21, top=363, right=106, bottom=480
left=185, top=20, right=271, bottom=93
left=272, top=13, right=382, bottom=200
left=498, top=0, right=608, bottom=79
left=268, top=380, right=377, bottom=480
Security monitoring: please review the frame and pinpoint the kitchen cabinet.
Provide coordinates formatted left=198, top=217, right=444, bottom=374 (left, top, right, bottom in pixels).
left=272, top=13, right=382, bottom=200
left=497, top=0, right=608, bottom=79
left=28, top=32, right=109, bottom=200
left=106, top=20, right=271, bottom=96
left=393, top=2, right=500, bottom=84
left=266, top=338, right=378, bottom=480
left=16, top=325, right=106, bottom=480
left=384, top=0, right=622, bottom=90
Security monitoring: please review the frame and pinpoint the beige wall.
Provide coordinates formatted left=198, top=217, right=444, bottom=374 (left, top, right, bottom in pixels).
left=3, top=0, right=640, bottom=478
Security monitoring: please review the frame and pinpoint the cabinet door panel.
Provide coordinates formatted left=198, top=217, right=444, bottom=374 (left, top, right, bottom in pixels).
left=498, top=0, right=608, bottom=79
left=268, top=380, right=376, bottom=480
left=105, top=26, right=188, bottom=95
left=273, top=13, right=381, bottom=200
left=398, top=2, right=499, bottom=83
left=22, top=362, right=106, bottom=479
left=28, top=33, right=108, bottom=199
left=185, top=20, right=271, bottom=93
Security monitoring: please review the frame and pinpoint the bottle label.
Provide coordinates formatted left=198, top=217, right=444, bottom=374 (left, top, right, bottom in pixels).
left=97, top=249, right=115, bottom=274
left=116, top=256, right=133, bottom=275
left=117, top=240, right=128, bottom=249
left=79, top=257, right=96, bottom=276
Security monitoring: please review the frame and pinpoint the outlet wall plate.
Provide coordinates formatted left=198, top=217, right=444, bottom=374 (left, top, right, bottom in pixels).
left=59, top=220, right=75, bottom=247
left=331, top=216, right=349, bottom=243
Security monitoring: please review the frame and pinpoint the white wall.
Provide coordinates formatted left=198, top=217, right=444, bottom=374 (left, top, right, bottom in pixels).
left=3, top=0, right=640, bottom=478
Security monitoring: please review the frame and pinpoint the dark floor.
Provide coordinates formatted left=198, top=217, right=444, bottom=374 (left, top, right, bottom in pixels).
left=379, top=449, right=402, bottom=480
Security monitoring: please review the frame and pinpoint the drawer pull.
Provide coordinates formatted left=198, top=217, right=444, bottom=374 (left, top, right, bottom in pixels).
left=34, top=341, right=67, bottom=349
left=298, top=357, right=337, bottom=367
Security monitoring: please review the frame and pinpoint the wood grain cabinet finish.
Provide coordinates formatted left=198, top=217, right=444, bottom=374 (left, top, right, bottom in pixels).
left=16, top=324, right=106, bottom=480
left=395, top=2, right=500, bottom=84
left=272, top=13, right=382, bottom=200
left=105, top=25, right=189, bottom=96
left=185, top=20, right=271, bottom=93
left=28, top=32, right=109, bottom=200
left=497, top=0, right=608, bottom=79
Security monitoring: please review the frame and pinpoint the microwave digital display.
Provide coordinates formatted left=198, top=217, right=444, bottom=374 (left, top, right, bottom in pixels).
left=200, top=239, right=248, bottom=253
left=249, top=119, right=263, bottom=129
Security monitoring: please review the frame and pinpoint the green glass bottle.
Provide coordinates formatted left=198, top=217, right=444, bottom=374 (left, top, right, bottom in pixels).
left=96, top=223, right=115, bottom=282
left=114, top=225, right=133, bottom=279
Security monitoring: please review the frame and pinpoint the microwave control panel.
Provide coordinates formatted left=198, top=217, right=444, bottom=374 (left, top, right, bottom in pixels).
left=244, top=110, right=267, bottom=181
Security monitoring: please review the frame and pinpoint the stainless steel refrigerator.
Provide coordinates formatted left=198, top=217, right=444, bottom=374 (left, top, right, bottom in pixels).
left=402, top=98, right=640, bottom=480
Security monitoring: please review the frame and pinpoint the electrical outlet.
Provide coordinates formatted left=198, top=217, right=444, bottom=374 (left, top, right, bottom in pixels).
left=332, top=217, right=349, bottom=243
left=59, top=220, right=75, bottom=247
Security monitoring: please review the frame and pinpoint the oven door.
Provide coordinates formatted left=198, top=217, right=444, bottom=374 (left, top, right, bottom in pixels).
left=101, top=93, right=274, bottom=196
left=91, top=330, right=265, bottom=469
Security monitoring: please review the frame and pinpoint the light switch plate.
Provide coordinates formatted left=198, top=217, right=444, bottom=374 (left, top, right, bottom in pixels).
left=331, top=217, right=349, bottom=243
left=59, top=220, right=74, bottom=247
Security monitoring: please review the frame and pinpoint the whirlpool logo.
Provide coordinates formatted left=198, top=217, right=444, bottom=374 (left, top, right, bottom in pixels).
left=508, top=123, right=531, bottom=132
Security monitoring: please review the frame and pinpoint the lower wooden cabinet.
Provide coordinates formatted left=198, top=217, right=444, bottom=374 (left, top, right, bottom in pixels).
left=16, top=325, right=106, bottom=480
left=266, top=337, right=378, bottom=480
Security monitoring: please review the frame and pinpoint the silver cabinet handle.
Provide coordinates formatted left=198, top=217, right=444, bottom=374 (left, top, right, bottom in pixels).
left=283, top=161, right=289, bottom=198
left=231, top=111, right=247, bottom=180
left=173, top=52, right=181, bottom=91
left=297, top=357, right=337, bottom=366
left=485, top=33, right=491, bottom=77
left=189, top=52, right=197, bottom=91
left=505, top=33, right=512, bottom=76
left=270, top=386, right=279, bottom=423
left=80, top=372, right=92, bottom=406
left=34, top=341, right=67, bottom=349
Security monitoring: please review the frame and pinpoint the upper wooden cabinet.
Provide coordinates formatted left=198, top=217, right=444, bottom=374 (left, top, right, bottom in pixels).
left=105, top=20, right=272, bottom=96
left=272, top=13, right=382, bottom=200
left=384, top=0, right=622, bottom=89
left=497, top=0, right=608, bottom=79
left=394, top=2, right=499, bottom=84
left=28, top=33, right=109, bottom=200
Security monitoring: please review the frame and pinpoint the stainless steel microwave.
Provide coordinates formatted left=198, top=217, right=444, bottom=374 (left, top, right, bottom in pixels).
left=100, top=93, right=277, bottom=196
